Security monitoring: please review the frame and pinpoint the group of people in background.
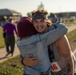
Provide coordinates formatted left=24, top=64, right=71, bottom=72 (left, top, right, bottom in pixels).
left=0, top=10, right=76, bottom=75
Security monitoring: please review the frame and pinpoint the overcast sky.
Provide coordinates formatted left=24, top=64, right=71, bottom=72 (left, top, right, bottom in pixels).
left=0, top=0, right=76, bottom=16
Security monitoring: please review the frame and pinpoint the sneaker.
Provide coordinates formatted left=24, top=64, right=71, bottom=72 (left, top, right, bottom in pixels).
left=5, top=52, right=10, bottom=57
left=11, top=53, right=13, bottom=56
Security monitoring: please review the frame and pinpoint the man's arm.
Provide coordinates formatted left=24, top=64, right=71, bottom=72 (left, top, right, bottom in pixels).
left=55, top=35, right=74, bottom=75
left=40, top=22, right=68, bottom=45
left=19, top=54, right=39, bottom=66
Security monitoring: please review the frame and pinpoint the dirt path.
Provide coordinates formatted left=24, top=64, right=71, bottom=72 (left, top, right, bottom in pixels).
left=68, top=24, right=76, bottom=32
left=0, top=45, right=20, bottom=63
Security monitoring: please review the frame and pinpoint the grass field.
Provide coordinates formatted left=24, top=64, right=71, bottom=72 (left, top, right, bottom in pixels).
left=0, top=27, right=5, bottom=48
left=0, top=55, right=23, bottom=75
left=67, top=29, right=76, bottom=51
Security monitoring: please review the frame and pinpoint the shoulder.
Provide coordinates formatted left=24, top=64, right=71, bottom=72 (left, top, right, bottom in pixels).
left=56, top=22, right=66, bottom=26
left=16, top=35, right=37, bottom=45
left=48, top=25, right=55, bottom=30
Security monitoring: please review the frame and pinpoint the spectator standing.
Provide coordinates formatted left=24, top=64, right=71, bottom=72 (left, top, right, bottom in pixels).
left=4, top=18, right=18, bottom=57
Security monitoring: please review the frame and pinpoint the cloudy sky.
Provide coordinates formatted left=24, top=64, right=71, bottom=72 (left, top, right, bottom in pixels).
left=0, top=0, right=76, bottom=16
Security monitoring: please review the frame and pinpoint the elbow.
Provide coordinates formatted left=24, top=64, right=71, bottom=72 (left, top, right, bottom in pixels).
left=64, top=27, right=68, bottom=34
left=60, top=23, right=68, bottom=34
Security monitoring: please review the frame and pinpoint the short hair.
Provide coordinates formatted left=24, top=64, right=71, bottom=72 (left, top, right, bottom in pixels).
left=32, top=10, right=48, bottom=16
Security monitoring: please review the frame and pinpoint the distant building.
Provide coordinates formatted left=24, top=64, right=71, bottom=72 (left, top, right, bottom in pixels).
left=48, top=12, right=76, bottom=23
left=0, top=9, right=22, bottom=24
left=55, top=12, right=76, bottom=18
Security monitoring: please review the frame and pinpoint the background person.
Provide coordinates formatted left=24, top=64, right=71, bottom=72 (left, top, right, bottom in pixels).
left=4, top=18, right=18, bottom=57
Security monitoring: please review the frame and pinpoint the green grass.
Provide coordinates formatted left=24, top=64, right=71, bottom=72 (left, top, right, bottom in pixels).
left=0, top=55, right=23, bottom=75
left=0, top=27, right=5, bottom=48
left=66, top=29, right=76, bottom=41
left=66, top=29, right=76, bottom=51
